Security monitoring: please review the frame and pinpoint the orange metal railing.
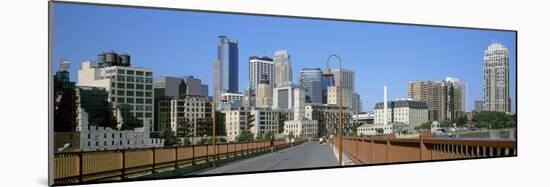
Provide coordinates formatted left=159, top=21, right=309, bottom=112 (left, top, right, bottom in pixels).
left=54, top=140, right=305, bottom=184
left=332, top=135, right=516, bottom=165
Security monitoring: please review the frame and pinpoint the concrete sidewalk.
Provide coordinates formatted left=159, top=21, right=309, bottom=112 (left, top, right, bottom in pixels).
left=329, top=142, right=355, bottom=166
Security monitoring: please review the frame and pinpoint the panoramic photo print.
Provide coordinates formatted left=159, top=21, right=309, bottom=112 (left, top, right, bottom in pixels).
left=50, top=2, right=517, bottom=185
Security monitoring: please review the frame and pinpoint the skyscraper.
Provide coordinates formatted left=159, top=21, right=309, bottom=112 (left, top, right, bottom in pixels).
left=248, top=56, right=274, bottom=90
left=333, top=68, right=355, bottom=91
left=352, top=92, right=362, bottom=113
left=213, top=60, right=222, bottom=102
left=273, top=50, right=292, bottom=86
left=300, top=68, right=323, bottom=104
left=483, top=43, right=510, bottom=112
left=213, top=35, right=239, bottom=102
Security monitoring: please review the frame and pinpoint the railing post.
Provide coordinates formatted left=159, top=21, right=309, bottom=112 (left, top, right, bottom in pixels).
left=192, top=144, right=195, bottom=166
left=370, top=138, right=374, bottom=164
left=386, top=138, right=391, bottom=162
left=174, top=146, right=178, bottom=169
left=420, top=135, right=430, bottom=160
left=78, top=152, right=83, bottom=183
left=206, top=144, right=209, bottom=163
left=121, top=149, right=126, bottom=181
left=152, top=148, right=156, bottom=174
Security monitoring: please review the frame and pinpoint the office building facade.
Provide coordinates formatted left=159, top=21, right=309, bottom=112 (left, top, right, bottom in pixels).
left=273, top=50, right=292, bottom=86
left=213, top=35, right=239, bottom=102
left=333, top=68, right=355, bottom=91
left=77, top=52, right=154, bottom=131
left=373, top=99, right=429, bottom=127
left=256, top=74, right=273, bottom=108
left=249, top=56, right=274, bottom=90
left=300, top=68, right=323, bottom=104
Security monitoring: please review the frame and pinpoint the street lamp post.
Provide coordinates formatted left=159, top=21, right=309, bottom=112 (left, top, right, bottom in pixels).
left=326, top=54, right=343, bottom=166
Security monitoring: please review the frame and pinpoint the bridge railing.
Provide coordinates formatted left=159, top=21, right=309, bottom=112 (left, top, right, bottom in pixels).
left=333, top=135, right=516, bottom=165
left=54, top=140, right=305, bottom=185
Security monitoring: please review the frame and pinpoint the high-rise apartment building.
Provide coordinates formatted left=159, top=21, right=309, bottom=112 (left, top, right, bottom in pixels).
left=249, top=56, right=274, bottom=90
left=484, top=43, right=510, bottom=112
left=213, top=35, right=239, bottom=102
left=300, top=68, right=323, bottom=104
left=445, top=77, right=467, bottom=113
left=408, top=78, right=466, bottom=122
left=273, top=50, right=292, bottom=87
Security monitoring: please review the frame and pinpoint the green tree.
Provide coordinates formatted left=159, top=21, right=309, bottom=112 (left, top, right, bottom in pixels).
left=237, top=131, right=254, bottom=142
left=418, top=122, right=432, bottom=130
left=288, top=131, right=295, bottom=140
left=264, top=131, right=274, bottom=140
left=375, top=128, right=384, bottom=135
left=161, top=129, right=177, bottom=146
left=199, top=137, right=212, bottom=145
left=473, top=111, right=516, bottom=129
left=455, top=116, right=468, bottom=127
left=351, top=124, right=359, bottom=137
left=183, top=137, right=191, bottom=146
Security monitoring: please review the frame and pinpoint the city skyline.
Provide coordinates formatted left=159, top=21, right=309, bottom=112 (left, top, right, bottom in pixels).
left=52, top=3, right=517, bottom=112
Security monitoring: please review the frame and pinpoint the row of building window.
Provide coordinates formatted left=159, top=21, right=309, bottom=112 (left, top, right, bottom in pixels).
left=113, top=97, right=153, bottom=104
left=114, top=90, right=152, bottom=97
left=108, top=69, right=152, bottom=77
left=112, top=82, right=152, bottom=90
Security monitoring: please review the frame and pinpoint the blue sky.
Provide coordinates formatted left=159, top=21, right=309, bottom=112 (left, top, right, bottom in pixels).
left=52, top=3, right=516, bottom=112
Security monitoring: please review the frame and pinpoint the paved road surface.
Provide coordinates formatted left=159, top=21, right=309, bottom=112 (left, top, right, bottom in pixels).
left=195, top=141, right=337, bottom=175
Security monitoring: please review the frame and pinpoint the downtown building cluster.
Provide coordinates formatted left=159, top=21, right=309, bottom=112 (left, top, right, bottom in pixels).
left=358, top=43, right=511, bottom=136
left=53, top=35, right=362, bottom=152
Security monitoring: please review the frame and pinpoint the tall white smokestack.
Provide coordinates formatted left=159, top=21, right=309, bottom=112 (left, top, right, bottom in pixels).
left=384, top=85, right=388, bottom=125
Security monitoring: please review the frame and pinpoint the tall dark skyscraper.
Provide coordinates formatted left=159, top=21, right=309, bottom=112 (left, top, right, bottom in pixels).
left=213, top=35, right=239, bottom=103
left=300, top=68, right=323, bottom=104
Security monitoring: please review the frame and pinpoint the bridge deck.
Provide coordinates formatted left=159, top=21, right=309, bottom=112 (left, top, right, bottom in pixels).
left=195, top=141, right=337, bottom=174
